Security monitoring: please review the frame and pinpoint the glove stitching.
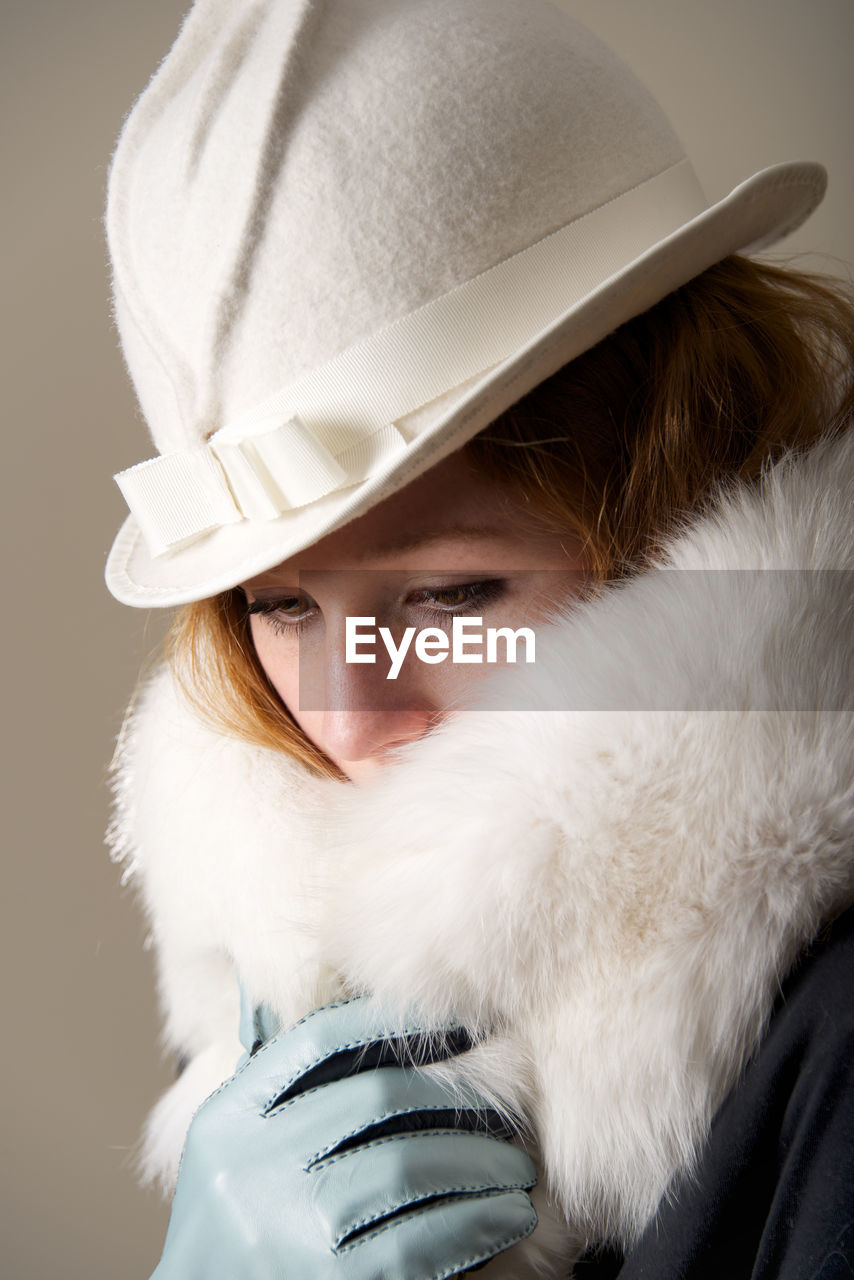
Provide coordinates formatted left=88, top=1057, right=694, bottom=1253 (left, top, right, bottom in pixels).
left=270, top=1077, right=488, bottom=1119
left=304, top=1104, right=491, bottom=1166
left=261, top=1025, right=454, bottom=1114
left=184, top=1001, right=413, bottom=1118
left=312, top=1127, right=480, bottom=1168
left=332, top=1175, right=534, bottom=1242
left=427, top=1208, right=539, bottom=1280
left=287, top=997, right=363, bottom=1030
left=336, top=1189, right=538, bottom=1267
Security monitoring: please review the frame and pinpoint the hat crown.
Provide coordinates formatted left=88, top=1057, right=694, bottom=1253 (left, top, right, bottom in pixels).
left=108, top=0, right=684, bottom=455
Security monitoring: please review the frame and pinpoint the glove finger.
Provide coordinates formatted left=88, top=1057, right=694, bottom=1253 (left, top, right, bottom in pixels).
left=277, top=1065, right=514, bottom=1165
left=311, top=1129, right=537, bottom=1250
left=334, top=1188, right=537, bottom=1279
left=230, top=996, right=473, bottom=1113
left=238, top=975, right=281, bottom=1056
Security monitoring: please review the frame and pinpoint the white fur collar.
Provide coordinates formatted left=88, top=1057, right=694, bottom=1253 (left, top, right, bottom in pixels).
left=109, top=429, right=854, bottom=1275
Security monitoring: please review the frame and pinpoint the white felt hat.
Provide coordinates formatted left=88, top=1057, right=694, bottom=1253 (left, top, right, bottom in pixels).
left=105, top=0, right=825, bottom=607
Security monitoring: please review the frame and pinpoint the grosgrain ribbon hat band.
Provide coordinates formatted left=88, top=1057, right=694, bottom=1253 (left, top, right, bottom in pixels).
left=115, top=159, right=706, bottom=558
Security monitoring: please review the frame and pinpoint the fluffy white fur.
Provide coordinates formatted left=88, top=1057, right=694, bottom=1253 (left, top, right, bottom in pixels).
left=109, top=429, right=854, bottom=1277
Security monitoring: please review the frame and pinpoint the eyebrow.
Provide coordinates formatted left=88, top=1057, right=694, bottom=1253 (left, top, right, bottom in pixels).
left=244, top=523, right=521, bottom=592
left=351, top=523, right=513, bottom=560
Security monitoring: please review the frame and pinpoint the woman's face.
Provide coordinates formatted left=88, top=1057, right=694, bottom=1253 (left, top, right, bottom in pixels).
left=241, top=450, right=586, bottom=781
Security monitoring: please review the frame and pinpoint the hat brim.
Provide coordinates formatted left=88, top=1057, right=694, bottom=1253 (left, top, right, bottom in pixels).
left=106, top=160, right=826, bottom=607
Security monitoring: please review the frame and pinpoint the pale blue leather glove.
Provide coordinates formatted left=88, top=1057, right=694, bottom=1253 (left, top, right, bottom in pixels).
left=151, top=998, right=537, bottom=1278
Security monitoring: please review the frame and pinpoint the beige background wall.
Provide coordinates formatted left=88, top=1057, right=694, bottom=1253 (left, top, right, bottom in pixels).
left=2, top=1, right=851, bottom=1276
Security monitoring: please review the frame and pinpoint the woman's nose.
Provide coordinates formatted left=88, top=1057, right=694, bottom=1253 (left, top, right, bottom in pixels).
left=319, top=705, right=436, bottom=764
left=308, top=639, right=439, bottom=765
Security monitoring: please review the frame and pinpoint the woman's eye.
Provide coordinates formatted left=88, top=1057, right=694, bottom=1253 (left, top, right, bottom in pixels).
left=247, top=594, right=316, bottom=634
left=406, top=579, right=508, bottom=621
left=245, top=579, right=509, bottom=636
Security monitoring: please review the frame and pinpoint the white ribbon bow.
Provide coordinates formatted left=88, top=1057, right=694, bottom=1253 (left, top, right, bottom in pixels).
left=115, top=416, right=407, bottom=556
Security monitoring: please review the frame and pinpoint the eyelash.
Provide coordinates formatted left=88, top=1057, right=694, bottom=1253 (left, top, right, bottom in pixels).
left=406, top=579, right=507, bottom=627
left=246, top=595, right=316, bottom=637
left=246, top=579, right=508, bottom=637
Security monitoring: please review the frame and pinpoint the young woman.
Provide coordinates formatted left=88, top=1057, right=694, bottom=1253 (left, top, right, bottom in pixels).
left=105, top=1, right=854, bottom=1275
